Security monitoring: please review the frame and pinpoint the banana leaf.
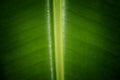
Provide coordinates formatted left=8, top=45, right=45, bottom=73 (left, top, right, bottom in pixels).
left=63, top=0, right=120, bottom=80
left=0, top=0, right=55, bottom=80
left=0, top=0, right=120, bottom=80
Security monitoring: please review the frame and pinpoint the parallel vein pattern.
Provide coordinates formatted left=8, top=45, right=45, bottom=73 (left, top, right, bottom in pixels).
left=63, top=0, right=120, bottom=80
left=0, top=0, right=55, bottom=80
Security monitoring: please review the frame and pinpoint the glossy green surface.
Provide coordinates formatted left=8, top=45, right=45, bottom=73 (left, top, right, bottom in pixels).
left=0, top=0, right=120, bottom=80
left=64, top=0, right=120, bottom=80
left=0, top=0, right=55, bottom=80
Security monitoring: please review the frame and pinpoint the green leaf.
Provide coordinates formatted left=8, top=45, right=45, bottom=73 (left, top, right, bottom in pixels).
left=1, top=0, right=120, bottom=80
left=63, top=0, right=120, bottom=80
left=0, top=0, right=55, bottom=80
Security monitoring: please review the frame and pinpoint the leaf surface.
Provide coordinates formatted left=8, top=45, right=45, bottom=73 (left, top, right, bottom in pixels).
left=0, top=0, right=55, bottom=80
left=1, top=0, right=120, bottom=80
left=63, top=0, right=120, bottom=80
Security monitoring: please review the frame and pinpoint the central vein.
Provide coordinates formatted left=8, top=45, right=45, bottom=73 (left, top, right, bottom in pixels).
left=53, top=0, right=64, bottom=80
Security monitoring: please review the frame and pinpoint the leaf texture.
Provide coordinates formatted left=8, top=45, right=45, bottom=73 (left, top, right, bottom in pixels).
left=0, top=0, right=120, bottom=80
left=63, top=0, right=120, bottom=80
left=0, top=0, right=55, bottom=80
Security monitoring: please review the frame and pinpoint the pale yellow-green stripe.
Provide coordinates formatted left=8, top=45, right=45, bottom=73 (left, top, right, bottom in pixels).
left=53, top=0, right=64, bottom=80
